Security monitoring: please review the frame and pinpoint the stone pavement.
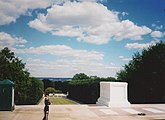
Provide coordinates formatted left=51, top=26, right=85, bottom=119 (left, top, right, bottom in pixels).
left=1, top=104, right=165, bottom=120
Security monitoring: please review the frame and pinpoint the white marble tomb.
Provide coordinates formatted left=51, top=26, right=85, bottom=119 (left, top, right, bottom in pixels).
left=97, top=82, right=131, bottom=107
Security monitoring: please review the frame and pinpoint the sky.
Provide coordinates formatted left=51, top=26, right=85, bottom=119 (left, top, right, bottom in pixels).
left=0, top=0, right=165, bottom=78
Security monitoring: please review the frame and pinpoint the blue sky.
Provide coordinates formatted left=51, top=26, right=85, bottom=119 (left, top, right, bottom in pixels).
left=0, top=0, right=165, bottom=78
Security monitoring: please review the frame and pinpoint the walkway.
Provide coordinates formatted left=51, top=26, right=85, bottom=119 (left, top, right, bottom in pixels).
left=1, top=104, right=165, bottom=120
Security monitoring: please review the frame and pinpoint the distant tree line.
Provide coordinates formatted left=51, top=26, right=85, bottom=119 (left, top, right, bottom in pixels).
left=0, top=47, right=44, bottom=105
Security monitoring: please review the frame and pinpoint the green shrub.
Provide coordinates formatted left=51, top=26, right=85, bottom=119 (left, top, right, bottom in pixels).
left=27, top=78, right=44, bottom=104
left=45, top=87, right=56, bottom=95
left=68, top=79, right=99, bottom=103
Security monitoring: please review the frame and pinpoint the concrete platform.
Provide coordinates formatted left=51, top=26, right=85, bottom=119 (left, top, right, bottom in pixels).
left=1, top=104, right=165, bottom=120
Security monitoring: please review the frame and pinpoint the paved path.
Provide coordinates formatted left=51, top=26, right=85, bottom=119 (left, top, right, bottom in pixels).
left=1, top=104, right=165, bottom=120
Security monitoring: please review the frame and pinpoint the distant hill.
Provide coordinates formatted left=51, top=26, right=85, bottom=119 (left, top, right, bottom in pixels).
left=37, top=77, right=72, bottom=81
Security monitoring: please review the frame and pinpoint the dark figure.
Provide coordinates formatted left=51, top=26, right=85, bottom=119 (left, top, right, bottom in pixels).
left=43, top=95, right=50, bottom=120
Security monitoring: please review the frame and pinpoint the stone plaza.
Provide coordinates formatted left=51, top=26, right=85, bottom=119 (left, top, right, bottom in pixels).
left=1, top=104, right=165, bottom=120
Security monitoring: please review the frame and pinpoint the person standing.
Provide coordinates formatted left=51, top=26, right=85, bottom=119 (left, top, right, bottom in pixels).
left=43, top=95, right=50, bottom=120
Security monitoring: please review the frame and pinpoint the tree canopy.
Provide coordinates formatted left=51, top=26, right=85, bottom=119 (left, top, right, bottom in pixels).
left=117, top=41, right=165, bottom=103
left=0, top=47, right=43, bottom=104
left=72, top=73, right=90, bottom=80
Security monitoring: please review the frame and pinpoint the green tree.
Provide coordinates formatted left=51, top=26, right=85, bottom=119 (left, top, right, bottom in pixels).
left=117, top=41, right=165, bottom=103
left=45, top=87, right=56, bottom=95
left=0, top=47, right=30, bottom=104
left=116, top=70, right=127, bottom=81
left=42, top=79, right=54, bottom=90
left=0, top=47, right=43, bottom=104
left=27, top=77, right=44, bottom=104
left=72, top=73, right=89, bottom=80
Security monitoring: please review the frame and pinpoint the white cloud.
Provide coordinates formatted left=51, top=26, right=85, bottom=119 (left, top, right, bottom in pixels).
left=28, top=16, right=52, bottom=33
left=15, top=45, right=104, bottom=61
left=15, top=44, right=121, bottom=77
left=29, top=2, right=151, bottom=45
left=0, top=0, right=106, bottom=25
left=151, top=31, right=164, bottom=38
left=121, top=12, right=128, bottom=16
left=0, top=0, right=53, bottom=25
left=0, top=32, right=27, bottom=49
left=119, top=56, right=131, bottom=61
left=152, top=24, right=163, bottom=30
left=114, top=20, right=151, bottom=41
left=26, top=58, right=120, bottom=77
left=110, top=62, right=115, bottom=66
left=125, top=40, right=159, bottom=50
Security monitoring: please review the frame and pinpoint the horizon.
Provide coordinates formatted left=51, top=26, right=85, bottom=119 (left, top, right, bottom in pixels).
left=37, top=77, right=72, bottom=81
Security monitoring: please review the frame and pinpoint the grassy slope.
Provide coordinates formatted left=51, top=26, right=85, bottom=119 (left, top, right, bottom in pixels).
left=49, top=97, right=77, bottom=105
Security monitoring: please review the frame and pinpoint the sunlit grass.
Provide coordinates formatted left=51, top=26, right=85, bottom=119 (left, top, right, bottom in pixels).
left=49, top=97, right=78, bottom=105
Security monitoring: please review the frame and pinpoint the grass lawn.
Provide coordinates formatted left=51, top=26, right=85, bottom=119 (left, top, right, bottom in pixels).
left=49, top=97, right=78, bottom=105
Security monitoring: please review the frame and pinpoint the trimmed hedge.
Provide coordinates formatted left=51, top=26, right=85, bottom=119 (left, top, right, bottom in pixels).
left=68, top=79, right=100, bottom=103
